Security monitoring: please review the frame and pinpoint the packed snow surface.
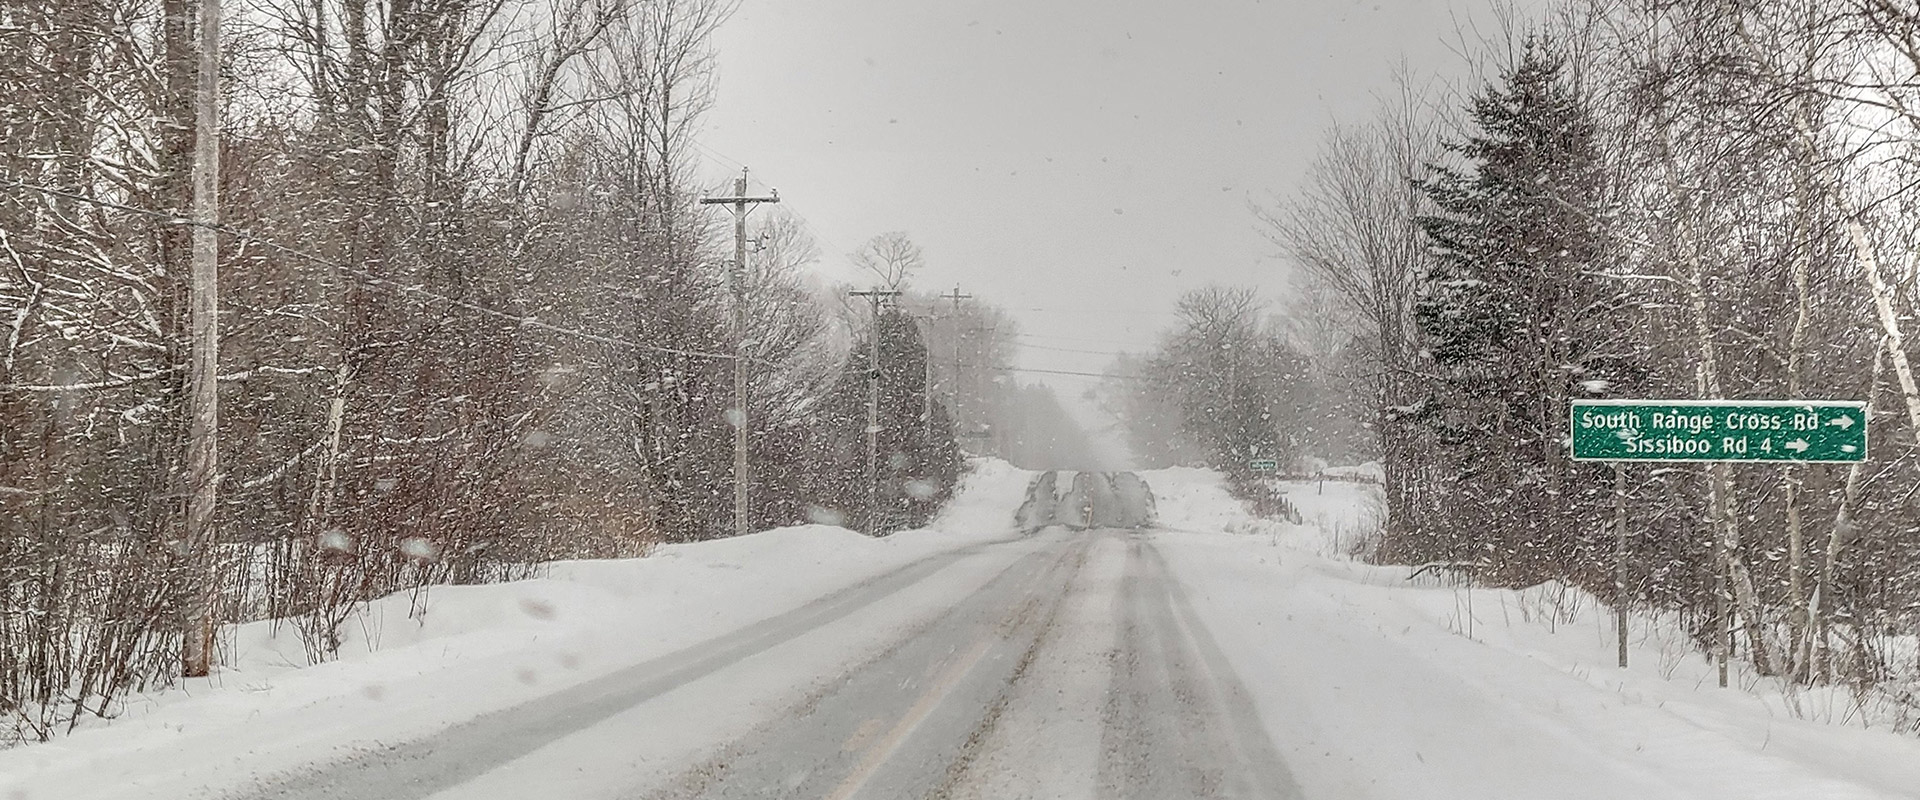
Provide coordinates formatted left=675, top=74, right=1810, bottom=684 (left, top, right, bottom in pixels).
left=8, top=460, right=1920, bottom=800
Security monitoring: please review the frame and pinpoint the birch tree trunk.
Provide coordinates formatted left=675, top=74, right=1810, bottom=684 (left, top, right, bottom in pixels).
left=1848, top=222, right=1920, bottom=444
left=1799, top=342, right=1881, bottom=683
left=1665, top=128, right=1772, bottom=679
left=1783, top=143, right=1813, bottom=678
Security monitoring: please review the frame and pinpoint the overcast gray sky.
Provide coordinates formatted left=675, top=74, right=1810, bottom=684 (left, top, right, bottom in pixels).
left=696, top=0, right=1533, bottom=454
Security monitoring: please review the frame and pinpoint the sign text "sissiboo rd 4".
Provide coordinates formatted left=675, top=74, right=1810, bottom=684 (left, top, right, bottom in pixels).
left=1571, top=400, right=1867, bottom=463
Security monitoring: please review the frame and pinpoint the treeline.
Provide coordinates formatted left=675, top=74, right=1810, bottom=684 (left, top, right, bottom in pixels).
left=990, top=381, right=1110, bottom=471
left=0, top=0, right=1049, bottom=741
left=1097, top=285, right=1361, bottom=485
left=1264, top=1, right=1920, bottom=694
left=886, top=291, right=1105, bottom=471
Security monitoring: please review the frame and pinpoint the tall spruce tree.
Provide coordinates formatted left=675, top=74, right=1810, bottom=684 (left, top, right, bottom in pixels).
left=1413, top=38, right=1630, bottom=583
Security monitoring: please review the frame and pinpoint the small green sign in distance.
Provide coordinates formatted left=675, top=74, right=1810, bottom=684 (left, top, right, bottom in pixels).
left=1571, top=400, right=1867, bottom=463
left=1249, top=458, right=1279, bottom=473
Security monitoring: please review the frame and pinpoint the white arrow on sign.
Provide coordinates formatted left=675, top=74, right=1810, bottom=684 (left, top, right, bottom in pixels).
left=1785, top=439, right=1810, bottom=453
left=1826, top=415, right=1855, bottom=429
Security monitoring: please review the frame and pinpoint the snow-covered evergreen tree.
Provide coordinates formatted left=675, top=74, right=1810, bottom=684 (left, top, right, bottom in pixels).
left=813, top=309, right=964, bottom=535
left=1413, top=37, right=1632, bottom=582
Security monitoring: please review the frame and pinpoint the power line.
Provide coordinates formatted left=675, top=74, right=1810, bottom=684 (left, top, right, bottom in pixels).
left=683, top=144, right=896, bottom=286
left=1013, top=330, right=1156, bottom=346
left=987, top=364, right=1164, bottom=382
left=1, top=179, right=764, bottom=366
left=1007, top=306, right=1167, bottom=316
left=1013, top=329, right=1159, bottom=349
left=1017, top=341, right=1136, bottom=357
left=690, top=140, right=750, bottom=175
left=1000, top=366, right=1113, bottom=379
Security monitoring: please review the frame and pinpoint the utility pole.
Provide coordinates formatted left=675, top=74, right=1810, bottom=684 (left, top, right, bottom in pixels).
left=909, top=313, right=936, bottom=442
left=939, top=286, right=971, bottom=436
left=966, top=324, right=998, bottom=457
left=849, top=288, right=901, bottom=536
left=181, top=0, right=222, bottom=679
left=700, top=169, right=778, bottom=539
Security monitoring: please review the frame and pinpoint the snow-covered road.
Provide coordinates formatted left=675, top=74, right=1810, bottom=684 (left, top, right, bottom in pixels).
left=216, top=528, right=1299, bottom=800
left=8, top=462, right=1920, bottom=799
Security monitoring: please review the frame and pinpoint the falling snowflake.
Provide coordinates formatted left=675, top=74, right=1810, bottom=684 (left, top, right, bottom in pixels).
left=400, top=537, right=440, bottom=562
left=807, top=505, right=847, bottom=527
left=319, top=529, right=354, bottom=553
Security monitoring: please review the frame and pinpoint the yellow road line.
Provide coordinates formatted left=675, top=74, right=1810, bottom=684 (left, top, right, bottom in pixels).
left=823, top=638, right=994, bottom=800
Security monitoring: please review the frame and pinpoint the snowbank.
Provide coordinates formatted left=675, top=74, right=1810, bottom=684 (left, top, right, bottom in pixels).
left=1320, top=461, right=1385, bottom=482
left=1144, top=466, right=1288, bottom=536
left=1143, top=466, right=1920, bottom=800
left=0, top=458, right=1034, bottom=800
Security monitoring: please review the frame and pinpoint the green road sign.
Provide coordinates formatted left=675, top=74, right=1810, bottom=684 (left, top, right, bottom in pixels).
left=1571, top=400, right=1866, bottom=463
left=1249, top=458, right=1279, bottom=473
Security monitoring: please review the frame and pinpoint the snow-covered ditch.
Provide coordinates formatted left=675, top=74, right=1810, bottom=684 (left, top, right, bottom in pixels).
left=0, top=459, right=1035, bottom=800
left=1144, top=466, right=1920, bottom=800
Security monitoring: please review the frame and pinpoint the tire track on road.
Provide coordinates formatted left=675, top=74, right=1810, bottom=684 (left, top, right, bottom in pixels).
left=640, top=531, right=1093, bottom=800
left=1143, top=539, right=1303, bottom=800
left=923, top=533, right=1096, bottom=799
left=1097, top=535, right=1304, bottom=799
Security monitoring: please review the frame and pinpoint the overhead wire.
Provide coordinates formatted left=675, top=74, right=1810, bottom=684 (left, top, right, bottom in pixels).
left=995, top=365, right=1117, bottom=379
left=1015, top=330, right=1147, bottom=343
left=1006, top=305, right=1167, bottom=316
left=685, top=141, right=882, bottom=284
left=974, top=364, right=1165, bottom=382
left=685, top=143, right=1169, bottom=386
left=1017, top=341, right=1138, bottom=357
left=672, top=143, right=1178, bottom=377
left=12, top=155, right=1176, bottom=390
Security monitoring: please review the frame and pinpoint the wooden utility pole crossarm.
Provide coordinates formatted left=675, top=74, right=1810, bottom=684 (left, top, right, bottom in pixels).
left=701, top=170, right=779, bottom=539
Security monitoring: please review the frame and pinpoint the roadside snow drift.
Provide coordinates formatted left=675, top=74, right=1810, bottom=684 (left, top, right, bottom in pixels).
left=1142, top=466, right=1920, bottom=800
left=0, top=458, right=1034, bottom=800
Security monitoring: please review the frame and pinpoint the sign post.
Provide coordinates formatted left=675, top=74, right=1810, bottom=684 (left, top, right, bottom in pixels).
left=1571, top=398, right=1867, bottom=678
left=1613, top=461, right=1626, bottom=669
